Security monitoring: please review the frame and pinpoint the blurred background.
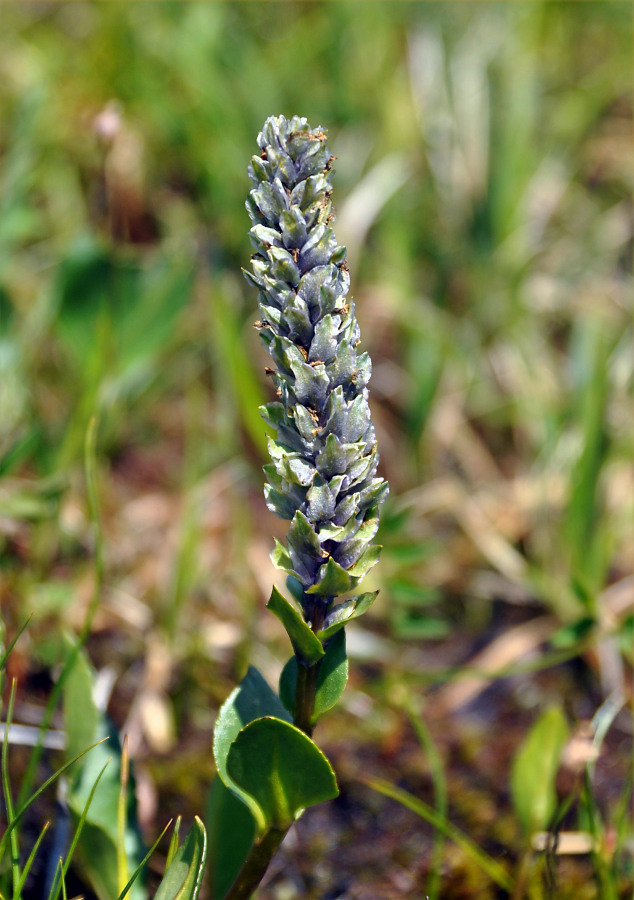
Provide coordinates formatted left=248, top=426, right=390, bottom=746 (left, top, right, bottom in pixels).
left=1, top=3, right=632, bottom=898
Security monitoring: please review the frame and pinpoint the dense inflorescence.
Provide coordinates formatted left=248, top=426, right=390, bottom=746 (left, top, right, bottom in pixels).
left=245, top=115, right=388, bottom=621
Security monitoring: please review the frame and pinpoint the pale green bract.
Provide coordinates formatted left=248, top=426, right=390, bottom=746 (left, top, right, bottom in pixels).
left=245, top=115, right=388, bottom=621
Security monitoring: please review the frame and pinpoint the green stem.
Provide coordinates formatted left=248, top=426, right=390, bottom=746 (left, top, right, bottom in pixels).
left=293, top=599, right=327, bottom=735
left=222, top=827, right=287, bottom=900
left=293, top=659, right=321, bottom=737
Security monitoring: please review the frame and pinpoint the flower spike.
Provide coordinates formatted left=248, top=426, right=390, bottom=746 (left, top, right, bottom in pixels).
left=245, top=115, right=388, bottom=621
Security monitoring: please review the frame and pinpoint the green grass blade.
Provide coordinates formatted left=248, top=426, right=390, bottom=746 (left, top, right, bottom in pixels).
left=16, top=647, right=81, bottom=810
left=564, top=322, right=611, bottom=604
left=117, top=737, right=131, bottom=896
left=0, top=615, right=32, bottom=675
left=166, top=817, right=182, bottom=870
left=116, top=820, right=173, bottom=900
left=364, top=776, right=515, bottom=893
left=84, top=414, right=104, bottom=626
left=59, top=860, right=67, bottom=900
left=49, top=759, right=111, bottom=900
left=406, top=703, right=447, bottom=900
left=208, top=280, right=268, bottom=458
left=2, top=679, right=21, bottom=895
left=581, top=771, right=619, bottom=900
left=48, top=859, right=66, bottom=900
left=17, top=418, right=103, bottom=810
left=15, top=820, right=50, bottom=898
left=0, top=738, right=107, bottom=860
left=611, top=768, right=633, bottom=880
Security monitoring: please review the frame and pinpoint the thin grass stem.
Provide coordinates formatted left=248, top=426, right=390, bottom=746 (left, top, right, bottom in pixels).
left=364, top=776, right=515, bottom=894
left=0, top=616, right=33, bottom=679
left=117, top=737, right=130, bottom=896
left=405, top=702, right=447, bottom=900
left=17, top=417, right=103, bottom=810
left=2, top=679, right=21, bottom=896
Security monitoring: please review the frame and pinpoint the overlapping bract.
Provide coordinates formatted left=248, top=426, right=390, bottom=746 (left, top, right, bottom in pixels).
left=245, top=115, right=388, bottom=615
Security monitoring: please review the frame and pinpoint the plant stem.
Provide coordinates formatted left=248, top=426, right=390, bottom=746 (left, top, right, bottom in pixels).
left=223, top=827, right=287, bottom=900
left=293, top=600, right=326, bottom=735
left=293, top=659, right=321, bottom=737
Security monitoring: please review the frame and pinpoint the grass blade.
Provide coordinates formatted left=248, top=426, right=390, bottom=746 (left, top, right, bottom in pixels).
left=363, top=776, right=515, bottom=893
left=116, top=820, right=173, bottom=900
left=84, top=414, right=104, bottom=624
left=59, top=859, right=68, bottom=900
left=166, top=817, right=182, bottom=870
left=49, top=759, right=111, bottom=900
left=117, top=737, right=131, bottom=895
left=2, top=679, right=21, bottom=896
left=0, top=738, right=107, bottom=860
left=17, top=418, right=103, bottom=810
left=406, top=703, right=447, bottom=900
left=15, top=820, right=51, bottom=898
left=0, top=615, right=32, bottom=676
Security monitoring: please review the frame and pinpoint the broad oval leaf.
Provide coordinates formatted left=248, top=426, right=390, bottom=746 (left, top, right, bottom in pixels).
left=226, top=717, right=338, bottom=835
left=154, top=817, right=207, bottom=900
left=213, top=667, right=291, bottom=817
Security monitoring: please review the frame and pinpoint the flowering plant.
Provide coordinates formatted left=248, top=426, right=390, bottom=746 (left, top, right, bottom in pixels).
left=210, top=115, right=388, bottom=900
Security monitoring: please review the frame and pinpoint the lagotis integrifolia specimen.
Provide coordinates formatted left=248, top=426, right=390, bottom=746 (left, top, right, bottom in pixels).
left=213, top=117, right=388, bottom=900
left=245, top=115, right=388, bottom=632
